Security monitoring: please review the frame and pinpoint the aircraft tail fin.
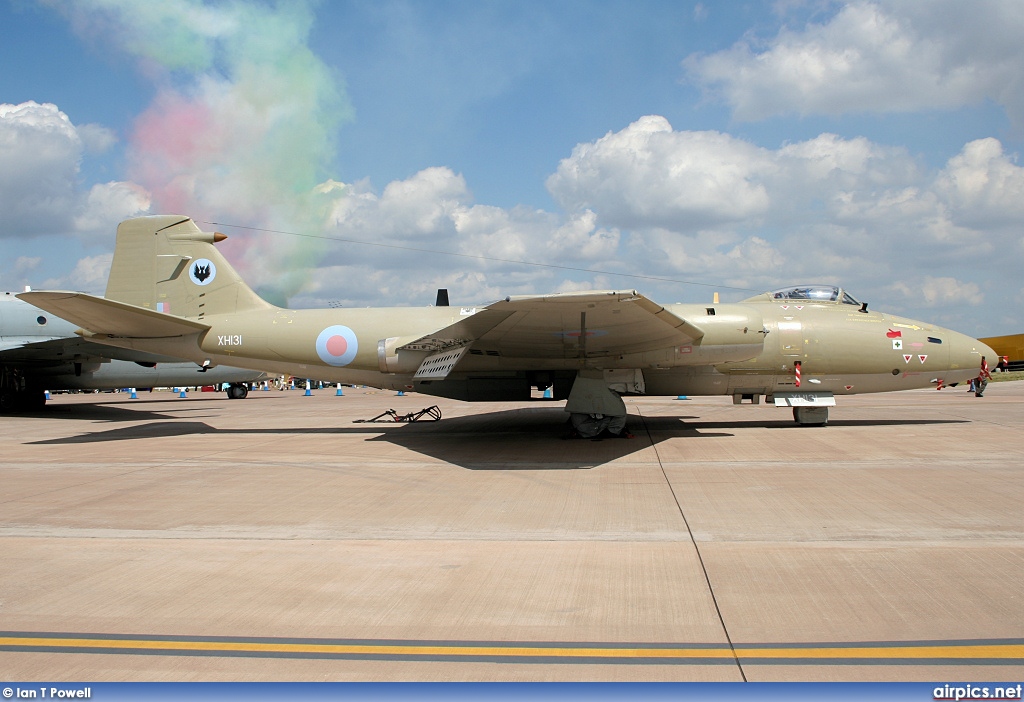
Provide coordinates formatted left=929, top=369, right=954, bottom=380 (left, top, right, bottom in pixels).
left=105, top=215, right=274, bottom=319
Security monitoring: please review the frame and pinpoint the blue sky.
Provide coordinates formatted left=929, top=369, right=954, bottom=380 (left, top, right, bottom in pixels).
left=1, top=0, right=1022, bottom=336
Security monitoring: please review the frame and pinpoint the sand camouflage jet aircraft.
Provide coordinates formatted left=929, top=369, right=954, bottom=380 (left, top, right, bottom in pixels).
left=21, top=215, right=995, bottom=426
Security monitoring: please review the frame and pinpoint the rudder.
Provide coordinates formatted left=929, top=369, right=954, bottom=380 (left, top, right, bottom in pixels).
left=105, top=215, right=273, bottom=320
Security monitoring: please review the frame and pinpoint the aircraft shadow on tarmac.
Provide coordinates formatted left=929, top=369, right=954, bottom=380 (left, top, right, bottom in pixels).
left=21, top=398, right=220, bottom=423
left=27, top=406, right=685, bottom=470
left=25, top=403, right=968, bottom=471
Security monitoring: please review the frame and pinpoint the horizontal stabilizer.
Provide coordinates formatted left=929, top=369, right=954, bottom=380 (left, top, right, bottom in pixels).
left=18, top=291, right=209, bottom=339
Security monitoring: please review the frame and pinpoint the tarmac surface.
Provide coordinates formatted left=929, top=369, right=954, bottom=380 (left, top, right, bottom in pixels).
left=1, top=381, right=1022, bottom=682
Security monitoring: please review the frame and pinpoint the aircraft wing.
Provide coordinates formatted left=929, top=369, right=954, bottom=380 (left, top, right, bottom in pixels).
left=0, top=337, right=66, bottom=354
left=0, top=335, right=192, bottom=364
left=402, top=290, right=705, bottom=358
left=18, top=291, right=209, bottom=338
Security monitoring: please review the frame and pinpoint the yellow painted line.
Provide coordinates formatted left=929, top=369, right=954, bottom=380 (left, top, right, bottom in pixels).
left=0, top=637, right=732, bottom=659
left=2, top=637, right=1022, bottom=661
left=736, top=644, right=1024, bottom=660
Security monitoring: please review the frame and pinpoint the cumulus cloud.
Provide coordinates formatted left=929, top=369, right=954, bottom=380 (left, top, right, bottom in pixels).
left=77, top=123, right=118, bottom=154
left=545, top=117, right=915, bottom=265
left=74, top=182, right=152, bottom=239
left=547, top=115, right=772, bottom=230
left=684, top=1, right=1024, bottom=125
left=934, top=138, right=1024, bottom=227
left=13, top=257, right=41, bottom=275
left=0, top=102, right=81, bottom=236
left=282, top=113, right=1023, bottom=335
left=890, top=276, right=984, bottom=307
left=546, top=117, right=921, bottom=236
left=0, top=101, right=147, bottom=241
left=546, top=115, right=1020, bottom=327
left=41, top=253, right=114, bottom=294
left=292, top=167, right=622, bottom=307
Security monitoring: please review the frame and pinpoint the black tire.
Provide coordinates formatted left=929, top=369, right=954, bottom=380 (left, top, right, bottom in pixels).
left=793, top=406, right=828, bottom=427
left=22, top=390, right=47, bottom=411
left=0, top=391, right=17, bottom=412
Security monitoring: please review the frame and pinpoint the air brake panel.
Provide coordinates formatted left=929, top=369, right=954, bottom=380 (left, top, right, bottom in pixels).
left=414, top=345, right=472, bottom=380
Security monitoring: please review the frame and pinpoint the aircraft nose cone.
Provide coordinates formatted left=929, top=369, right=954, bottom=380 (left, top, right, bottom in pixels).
left=946, top=331, right=995, bottom=381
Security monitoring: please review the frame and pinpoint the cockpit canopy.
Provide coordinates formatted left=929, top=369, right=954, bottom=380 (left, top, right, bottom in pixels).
left=762, top=285, right=862, bottom=306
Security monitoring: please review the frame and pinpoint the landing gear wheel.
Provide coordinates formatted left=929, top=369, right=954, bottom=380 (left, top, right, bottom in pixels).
left=793, top=406, right=828, bottom=426
left=0, top=389, right=46, bottom=412
left=23, top=390, right=47, bottom=411
left=226, top=384, right=249, bottom=400
left=0, top=391, right=17, bottom=412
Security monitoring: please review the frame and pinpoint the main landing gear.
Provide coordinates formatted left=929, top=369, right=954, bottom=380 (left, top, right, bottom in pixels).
left=225, top=383, right=249, bottom=400
left=793, top=406, right=828, bottom=426
left=0, top=388, right=46, bottom=412
left=0, top=367, right=46, bottom=412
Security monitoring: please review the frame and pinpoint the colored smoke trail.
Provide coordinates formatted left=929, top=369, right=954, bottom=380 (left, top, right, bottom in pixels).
left=50, top=0, right=351, bottom=304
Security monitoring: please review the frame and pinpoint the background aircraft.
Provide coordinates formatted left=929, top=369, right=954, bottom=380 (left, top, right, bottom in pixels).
left=978, top=333, right=1023, bottom=372
left=1, top=291, right=266, bottom=411
left=22, top=215, right=996, bottom=428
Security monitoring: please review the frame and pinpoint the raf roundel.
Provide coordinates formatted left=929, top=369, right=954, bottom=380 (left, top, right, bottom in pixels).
left=316, top=325, right=359, bottom=367
left=189, top=259, right=217, bottom=286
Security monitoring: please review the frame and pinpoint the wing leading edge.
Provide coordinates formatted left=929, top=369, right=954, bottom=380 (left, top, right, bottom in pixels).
left=402, top=290, right=704, bottom=359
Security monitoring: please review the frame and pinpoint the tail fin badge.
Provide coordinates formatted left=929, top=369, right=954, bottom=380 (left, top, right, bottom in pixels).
left=189, top=259, right=217, bottom=286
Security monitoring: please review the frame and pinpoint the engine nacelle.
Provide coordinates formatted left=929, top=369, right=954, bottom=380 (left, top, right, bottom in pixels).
left=377, top=336, right=428, bottom=374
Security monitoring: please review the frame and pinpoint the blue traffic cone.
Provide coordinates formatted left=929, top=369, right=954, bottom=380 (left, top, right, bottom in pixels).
left=304, top=380, right=312, bottom=396
left=336, top=384, right=344, bottom=396
left=543, top=387, right=552, bottom=399
left=179, top=388, right=187, bottom=398
left=130, top=388, right=138, bottom=399
left=45, top=390, right=51, bottom=400
left=676, top=395, right=689, bottom=400
left=397, top=390, right=405, bottom=396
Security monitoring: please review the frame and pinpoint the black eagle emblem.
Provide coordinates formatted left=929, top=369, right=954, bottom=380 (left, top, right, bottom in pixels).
left=193, top=262, right=212, bottom=283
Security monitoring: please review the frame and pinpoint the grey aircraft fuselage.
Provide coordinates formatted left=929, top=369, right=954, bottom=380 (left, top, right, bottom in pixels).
left=1, top=293, right=266, bottom=410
